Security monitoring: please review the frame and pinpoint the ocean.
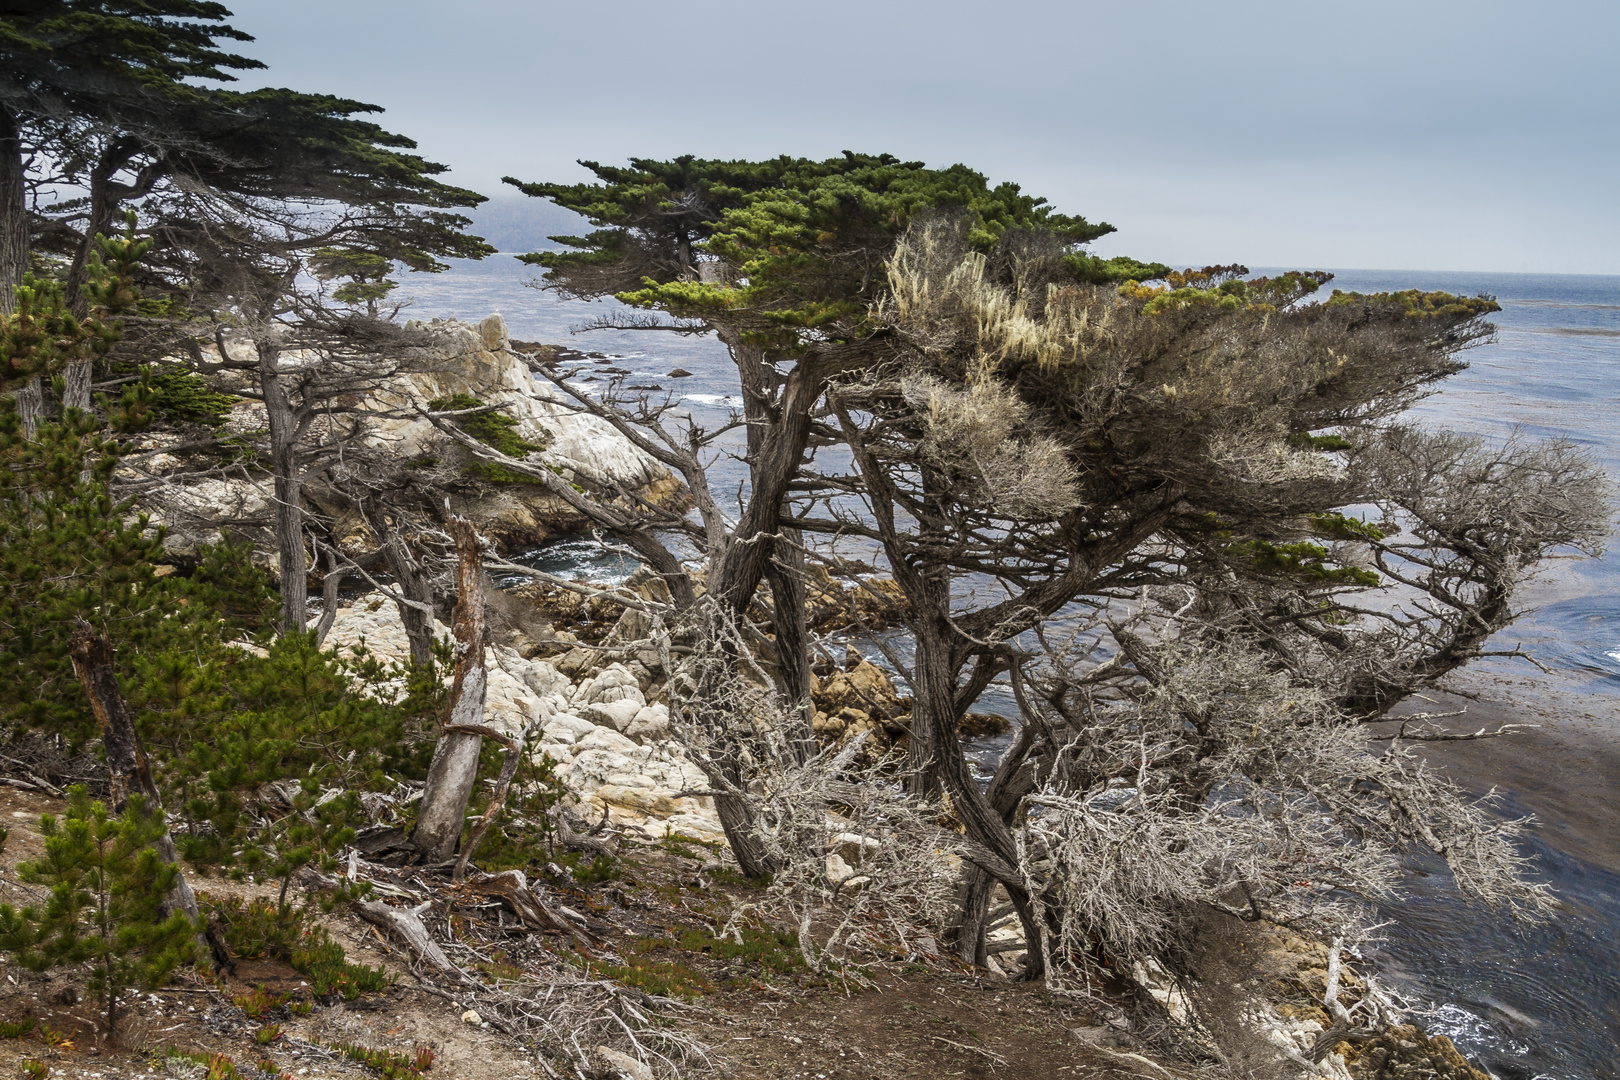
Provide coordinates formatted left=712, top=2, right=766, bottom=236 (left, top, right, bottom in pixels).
left=395, top=256, right=1620, bottom=1078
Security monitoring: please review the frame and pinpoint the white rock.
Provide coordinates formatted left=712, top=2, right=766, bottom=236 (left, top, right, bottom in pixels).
left=826, top=853, right=857, bottom=886
left=574, top=663, right=645, bottom=708
left=833, top=832, right=882, bottom=867
left=596, top=1046, right=653, bottom=1080
left=541, top=712, right=597, bottom=746
left=625, top=703, right=670, bottom=742
left=587, top=697, right=644, bottom=732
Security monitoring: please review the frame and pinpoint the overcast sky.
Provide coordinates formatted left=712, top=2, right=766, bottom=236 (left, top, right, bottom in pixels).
left=223, top=0, right=1618, bottom=274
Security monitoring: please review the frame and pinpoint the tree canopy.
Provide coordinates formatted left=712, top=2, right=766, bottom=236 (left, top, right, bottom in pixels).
left=506, top=152, right=1169, bottom=351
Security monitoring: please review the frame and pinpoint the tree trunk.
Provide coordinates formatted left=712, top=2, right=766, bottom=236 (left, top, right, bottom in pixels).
left=259, top=339, right=308, bottom=636
left=62, top=359, right=92, bottom=413
left=312, top=544, right=346, bottom=647
left=384, top=526, right=437, bottom=667
left=907, top=610, right=1046, bottom=978
left=765, top=527, right=816, bottom=764
left=67, top=620, right=212, bottom=964
left=411, top=516, right=489, bottom=862
left=64, top=140, right=132, bottom=316
left=14, top=375, right=43, bottom=439
left=0, top=105, right=25, bottom=317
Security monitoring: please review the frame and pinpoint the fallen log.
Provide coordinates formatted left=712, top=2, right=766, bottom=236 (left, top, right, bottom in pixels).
left=355, top=900, right=461, bottom=977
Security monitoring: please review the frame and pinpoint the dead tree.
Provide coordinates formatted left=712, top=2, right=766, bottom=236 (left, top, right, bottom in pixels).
left=411, top=515, right=491, bottom=863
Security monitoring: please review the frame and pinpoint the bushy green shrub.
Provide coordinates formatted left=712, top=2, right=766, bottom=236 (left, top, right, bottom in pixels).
left=0, top=789, right=200, bottom=1035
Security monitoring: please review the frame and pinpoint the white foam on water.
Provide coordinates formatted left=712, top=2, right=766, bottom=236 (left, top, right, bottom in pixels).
left=681, top=393, right=742, bottom=407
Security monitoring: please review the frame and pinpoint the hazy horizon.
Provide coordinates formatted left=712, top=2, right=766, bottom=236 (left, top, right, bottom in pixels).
left=222, top=0, right=1619, bottom=275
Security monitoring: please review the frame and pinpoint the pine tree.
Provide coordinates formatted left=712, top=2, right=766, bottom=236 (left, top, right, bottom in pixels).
left=0, top=788, right=200, bottom=1037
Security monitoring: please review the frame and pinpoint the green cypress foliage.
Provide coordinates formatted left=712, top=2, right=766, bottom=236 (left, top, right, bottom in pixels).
left=504, top=153, right=1173, bottom=350
left=0, top=788, right=200, bottom=1036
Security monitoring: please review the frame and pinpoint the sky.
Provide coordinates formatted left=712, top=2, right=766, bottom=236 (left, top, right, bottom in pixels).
left=221, top=0, right=1619, bottom=274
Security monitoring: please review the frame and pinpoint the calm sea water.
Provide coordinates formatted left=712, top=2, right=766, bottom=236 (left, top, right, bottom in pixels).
left=397, top=258, right=1620, bottom=1078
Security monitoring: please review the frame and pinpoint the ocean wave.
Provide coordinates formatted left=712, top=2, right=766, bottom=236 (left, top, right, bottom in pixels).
left=682, top=393, right=742, bottom=407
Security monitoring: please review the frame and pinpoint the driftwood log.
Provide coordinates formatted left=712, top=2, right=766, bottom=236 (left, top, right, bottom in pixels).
left=461, top=870, right=593, bottom=945
left=355, top=900, right=460, bottom=976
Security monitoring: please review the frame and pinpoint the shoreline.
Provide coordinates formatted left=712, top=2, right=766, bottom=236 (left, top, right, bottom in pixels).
left=1386, top=684, right=1620, bottom=875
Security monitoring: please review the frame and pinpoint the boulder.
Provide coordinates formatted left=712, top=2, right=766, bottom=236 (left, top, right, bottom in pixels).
left=586, top=697, right=643, bottom=733
left=626, top=703, right=670, bottom=742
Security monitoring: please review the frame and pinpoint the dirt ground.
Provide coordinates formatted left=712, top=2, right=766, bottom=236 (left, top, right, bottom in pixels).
left=0, top=785, right=1177, bottom=1080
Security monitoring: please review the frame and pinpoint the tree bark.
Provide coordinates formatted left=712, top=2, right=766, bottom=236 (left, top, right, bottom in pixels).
left=14, top=375, right=43, bottom=438
left=411, top=516, right=489, bottom=863
left=258, top=337, right=309, bottom=636
left=62, top=359, right=92, bottom=413
left=64, top=137, right=140, bottom=316
left=0, top=105, right=25, bottom=317
left=313, top=544, right=346, bottom=647
left=67, top=619, right=211, bottom=962
left=384, top=526, right=436, bottom=667
left=766, top=528, right=816, bottom=764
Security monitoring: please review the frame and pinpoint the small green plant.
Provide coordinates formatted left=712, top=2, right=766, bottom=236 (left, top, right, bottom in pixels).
left=203, top=895, right=304, bottom=963
left=21, top=1060, right=46, bottom=1080
left=657, top=828, right=721, bottom=861
left=0, top=789, right=199, bottom=1036
left=231, top=986, right=286, bottom=1020
left=473, top=950, right=524, bottom=983
left=330, top=1041, right=435, bottom=1078
left=586, top=940, right=714, bottom=1001
left=677, top=926, right=806, bottom=976
left=557, top=851, right=621, bottom=885
left=0, top=1018, right=34, bottom=1038
left=291, top=934, right=390, bottom=1001
left=165, top=1050, right=245, bottom=1080
left=254, top=1022, right=283, bottom=1045
left=289, top=999, right=313, bottom=1017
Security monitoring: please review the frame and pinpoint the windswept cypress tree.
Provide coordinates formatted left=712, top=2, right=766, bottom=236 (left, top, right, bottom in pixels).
left=0, top=0, right=261, bottom=309
left=1, top=1, right=491, bottom=315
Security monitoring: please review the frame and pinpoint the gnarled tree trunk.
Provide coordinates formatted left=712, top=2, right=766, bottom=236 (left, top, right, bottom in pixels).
left=410, top=516, right=489, bottom=862
left=384, top=526, right=437, bottom=667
